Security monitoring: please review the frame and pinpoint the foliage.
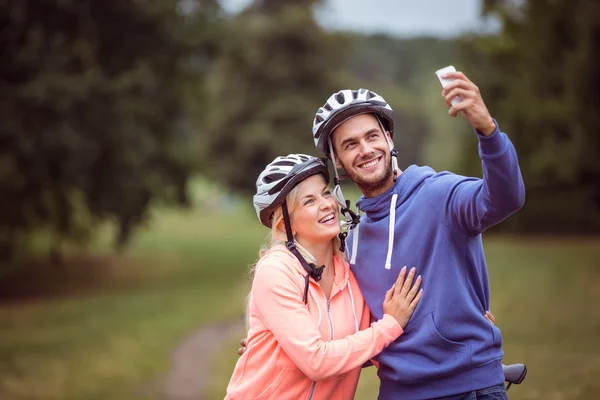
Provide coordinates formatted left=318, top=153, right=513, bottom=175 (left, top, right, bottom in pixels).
left=345, top=34, right=466, bottom=170
left=202, top=0, right=348, bottom=193
left=0, top=0, right=221, bottom=261
left=458, top=0, right=600, bottom=232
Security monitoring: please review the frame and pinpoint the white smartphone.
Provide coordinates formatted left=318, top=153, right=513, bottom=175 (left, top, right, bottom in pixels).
left=435, top=65, right=461, bottom=106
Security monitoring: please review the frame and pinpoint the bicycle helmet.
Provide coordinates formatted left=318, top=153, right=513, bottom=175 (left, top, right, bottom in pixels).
left=312, top=88, right=394, bottom=157
left=253, top=154, right=329, bottom=228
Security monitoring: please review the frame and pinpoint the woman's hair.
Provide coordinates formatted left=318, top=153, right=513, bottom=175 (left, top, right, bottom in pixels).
left=245, top=177, right=344, bottom=329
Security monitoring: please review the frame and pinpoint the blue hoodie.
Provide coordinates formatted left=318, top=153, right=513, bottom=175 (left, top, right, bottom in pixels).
left=347, top=122, right=525, bottom=400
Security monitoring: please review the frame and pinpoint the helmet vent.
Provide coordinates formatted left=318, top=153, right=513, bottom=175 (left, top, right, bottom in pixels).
left=263, top=173, right=287, bottom=184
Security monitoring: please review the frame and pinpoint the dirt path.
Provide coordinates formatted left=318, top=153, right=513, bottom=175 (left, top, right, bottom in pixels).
left=162, top=318, right=246, bottom=400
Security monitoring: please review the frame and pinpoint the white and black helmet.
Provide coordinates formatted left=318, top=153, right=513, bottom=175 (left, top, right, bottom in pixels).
left=253, top=154, right=329, bottom=228
left=312, top=88, right=394, bottom=156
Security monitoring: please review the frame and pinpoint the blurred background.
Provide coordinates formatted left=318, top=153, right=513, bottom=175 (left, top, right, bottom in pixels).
left=0, top=0, right=599, bottom=399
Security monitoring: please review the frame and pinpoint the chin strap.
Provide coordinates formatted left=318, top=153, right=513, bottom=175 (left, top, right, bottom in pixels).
left=391, top=148, right=399, bottom=182
left=328, top=137, right=361, bottom=243
left=333, top=176, right=361, bottom=229
left=281, top=201, right=325, bottom=304
left=376, top=116, right=399, bottom=183
left=338, top=231, right=348, bottom=253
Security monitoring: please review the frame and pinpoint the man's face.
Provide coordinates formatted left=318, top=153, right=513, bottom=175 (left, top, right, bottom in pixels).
left=331, top=113, right=394, bottom=196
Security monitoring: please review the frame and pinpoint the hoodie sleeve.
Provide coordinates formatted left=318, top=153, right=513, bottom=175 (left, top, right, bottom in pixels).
left=426, top=120, right=525, bottom=236
left=252, top=259, right=402, bottom=381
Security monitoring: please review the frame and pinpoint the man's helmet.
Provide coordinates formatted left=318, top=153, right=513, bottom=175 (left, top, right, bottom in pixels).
left=312, top=88, right=394, bottom=157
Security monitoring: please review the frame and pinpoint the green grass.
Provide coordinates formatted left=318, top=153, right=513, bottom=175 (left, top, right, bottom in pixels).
left=0, top=202, right=265, bottom=400
left=2, top=190, right=599, bottom=400
left=211, top=236, right=600, bottom=400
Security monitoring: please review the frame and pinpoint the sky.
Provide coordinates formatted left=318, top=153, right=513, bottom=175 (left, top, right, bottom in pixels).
left=219, top=0, right=501, bottom=38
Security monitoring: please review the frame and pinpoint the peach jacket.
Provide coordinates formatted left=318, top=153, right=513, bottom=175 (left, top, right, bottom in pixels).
left=225, top=244, right=402, bottom=399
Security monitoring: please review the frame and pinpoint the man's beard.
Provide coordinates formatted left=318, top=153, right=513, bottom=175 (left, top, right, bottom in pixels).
left=342, top=154, right=394, bottom=197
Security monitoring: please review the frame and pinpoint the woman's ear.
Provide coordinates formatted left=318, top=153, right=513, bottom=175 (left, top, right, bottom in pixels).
left=276, top=219, right=289, bottom=238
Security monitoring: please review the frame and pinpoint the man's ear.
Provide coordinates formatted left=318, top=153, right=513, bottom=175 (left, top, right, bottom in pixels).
left=333, top=153, right=343, bottom=170
left=384, top=131, right=395, bottom=149
left=329, top=139, right=343, bottom=170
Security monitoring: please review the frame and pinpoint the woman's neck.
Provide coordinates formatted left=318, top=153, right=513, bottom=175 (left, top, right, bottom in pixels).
left=296, top=237, right=334, bottom=268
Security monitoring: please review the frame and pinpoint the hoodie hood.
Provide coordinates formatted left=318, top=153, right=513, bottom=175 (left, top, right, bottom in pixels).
left=265, top=244, right=350, bottom=289
left=350, top=165, right=435, bottom=269
left=356, top=165, right=434, bottom=220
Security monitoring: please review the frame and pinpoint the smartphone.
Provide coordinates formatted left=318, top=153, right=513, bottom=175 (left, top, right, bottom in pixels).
left=435, top=65, right=461, bottom=106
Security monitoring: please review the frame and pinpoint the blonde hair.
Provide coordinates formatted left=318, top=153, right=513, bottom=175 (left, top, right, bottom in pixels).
left=245, top=178, right=345, bottom=328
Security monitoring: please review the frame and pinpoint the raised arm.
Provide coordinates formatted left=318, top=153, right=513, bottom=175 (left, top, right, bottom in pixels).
left=427, top=71, right=525, bottom=236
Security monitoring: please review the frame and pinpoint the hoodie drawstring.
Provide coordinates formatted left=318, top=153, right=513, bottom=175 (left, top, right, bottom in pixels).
left=384, top=193, right=398, bottom=270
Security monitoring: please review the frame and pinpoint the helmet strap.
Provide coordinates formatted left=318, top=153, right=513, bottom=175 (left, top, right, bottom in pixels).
left=281, top=201, right=324, bottom=304
left=375, top=116, right=399, bottom=182
left=328, top=138, right=360, bottom=232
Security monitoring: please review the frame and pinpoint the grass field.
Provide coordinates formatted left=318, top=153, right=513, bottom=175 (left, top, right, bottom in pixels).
left=0, top=197, right=264, bottom=400
left=1, top=193, right=599, bottom=399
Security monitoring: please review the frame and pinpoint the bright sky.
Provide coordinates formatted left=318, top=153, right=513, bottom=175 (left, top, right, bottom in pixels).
left=220, top=0, right=501, bottom=38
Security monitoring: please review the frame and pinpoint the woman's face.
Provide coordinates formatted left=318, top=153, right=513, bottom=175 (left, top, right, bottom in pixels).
left=289, top=174, right=340, bottom=246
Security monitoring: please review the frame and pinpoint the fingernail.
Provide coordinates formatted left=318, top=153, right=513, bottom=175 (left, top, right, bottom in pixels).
left=418, top=275, right=421, bottom=280
left=401, top=266, right=407, bottom=272
left=411, top=267, right=416, bottom=272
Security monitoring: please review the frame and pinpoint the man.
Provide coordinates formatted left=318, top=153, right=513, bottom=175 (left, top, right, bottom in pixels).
left=310, top=71, right=525, bottom=399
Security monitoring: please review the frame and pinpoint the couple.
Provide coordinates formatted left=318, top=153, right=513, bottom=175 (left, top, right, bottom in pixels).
left=225, top=71, right=525, bottom=400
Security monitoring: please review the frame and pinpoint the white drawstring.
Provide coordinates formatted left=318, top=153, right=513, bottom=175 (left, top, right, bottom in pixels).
left=385, top=193, right=398, bottom=270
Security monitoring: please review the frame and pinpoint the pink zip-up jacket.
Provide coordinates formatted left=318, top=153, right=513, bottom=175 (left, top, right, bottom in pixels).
left=225, top=244, right=403, bottom=400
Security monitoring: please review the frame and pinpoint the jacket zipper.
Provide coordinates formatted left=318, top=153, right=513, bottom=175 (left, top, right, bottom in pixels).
left=308, top=296, right=334, bottom=400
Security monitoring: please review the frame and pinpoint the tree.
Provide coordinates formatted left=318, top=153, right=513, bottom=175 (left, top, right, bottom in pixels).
left=0, top=0, right=222, bottom=261
left=457, top=0, right=600, bottom=233
left=202, top=0, right=348, bottom=193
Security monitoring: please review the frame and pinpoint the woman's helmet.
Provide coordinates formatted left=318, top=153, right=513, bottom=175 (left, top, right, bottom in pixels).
left=253, top=154, right=329, bottom=228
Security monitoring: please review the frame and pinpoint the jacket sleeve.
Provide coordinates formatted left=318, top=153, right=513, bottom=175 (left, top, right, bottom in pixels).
left=426, top=120, right=526, bottom=236
left=358, top=298, right=380, bottom=370
left=252, top=260, right=402, bottom=381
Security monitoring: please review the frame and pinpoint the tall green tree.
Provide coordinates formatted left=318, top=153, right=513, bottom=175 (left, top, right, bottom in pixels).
left=202, top=0, right=348, bottom=193
left=0, top=0, right=221, bottom=261
left=458, top=0, right=600, bottom=233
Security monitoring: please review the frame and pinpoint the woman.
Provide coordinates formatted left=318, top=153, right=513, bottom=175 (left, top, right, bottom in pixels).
left=225, top=154, right=423, bottom=400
